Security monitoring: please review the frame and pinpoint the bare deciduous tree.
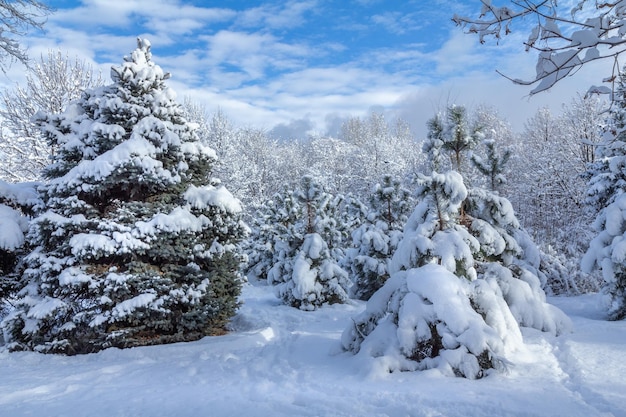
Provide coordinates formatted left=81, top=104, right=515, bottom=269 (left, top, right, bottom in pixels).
left=0, top=0, right=50, bottom=71
left=0, top=50, right=103, bottom=181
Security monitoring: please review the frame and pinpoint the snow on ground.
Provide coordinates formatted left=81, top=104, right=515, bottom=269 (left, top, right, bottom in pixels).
left=1, top=282, right=625, bottom=417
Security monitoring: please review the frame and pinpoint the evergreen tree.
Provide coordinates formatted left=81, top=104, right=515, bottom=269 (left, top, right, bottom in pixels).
left=267, top=175, right=351, bottom=310
left=586, top=71, right=626, bottom=215
left=471, top=138, right=511, bottom=192
left=348, top=175, right=413, bottom=300
left=582, top=193, right=626, bottom=319
left=244, top=186, right=300, bottom=281
left=583, top=68, right=626, bottom=319
left=1, top=39, right=247, bottom=354
left=437, top=105, right=483, bottom=174
left=343, top=171, right=520, bottom=379
left=272, top=232, right=350, bottom=311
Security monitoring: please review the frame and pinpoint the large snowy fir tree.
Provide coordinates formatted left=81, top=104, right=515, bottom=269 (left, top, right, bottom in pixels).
left=1, top=39, right=247, bottom=354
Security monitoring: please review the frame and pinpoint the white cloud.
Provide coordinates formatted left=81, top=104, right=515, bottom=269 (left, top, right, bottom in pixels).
left=0, top=0, right=608, bottom=142
left=236, top=0, right=319, bottom=30
left=52, top=0, right=234, bottom=30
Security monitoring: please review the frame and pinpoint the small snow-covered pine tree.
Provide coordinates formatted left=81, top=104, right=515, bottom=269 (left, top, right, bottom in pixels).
left=1, top=39, right=247, bottom=354
left=268, top=176, right=351, bottom=310
left=464, top=188, right=569, bottom=333
left=348, top=175, right=412, bottom=300
left=244, top=187, right=300, bottom=280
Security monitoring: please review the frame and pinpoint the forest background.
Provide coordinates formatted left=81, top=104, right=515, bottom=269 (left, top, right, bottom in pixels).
left=0, top=0, right=611, bottom=299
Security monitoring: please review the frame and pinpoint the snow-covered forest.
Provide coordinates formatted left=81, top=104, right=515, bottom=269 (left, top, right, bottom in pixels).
left=1, top=1, right=626, bottom=415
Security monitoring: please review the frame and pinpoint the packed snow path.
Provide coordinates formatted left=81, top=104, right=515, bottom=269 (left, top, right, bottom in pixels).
left=1, top=282, right=625, bottom=417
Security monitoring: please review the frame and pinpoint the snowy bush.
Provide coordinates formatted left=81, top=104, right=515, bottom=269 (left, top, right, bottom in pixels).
left=538, top=244, right=600, bottom=296
left=1, top=39, right=247, bottom=354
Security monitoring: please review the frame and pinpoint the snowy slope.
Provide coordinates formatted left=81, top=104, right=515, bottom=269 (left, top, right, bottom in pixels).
left=1, top=282, right=625, bottom=417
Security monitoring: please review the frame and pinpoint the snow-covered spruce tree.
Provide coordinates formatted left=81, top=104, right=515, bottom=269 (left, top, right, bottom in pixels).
left=342, top=111, right=569, bottom=378
left=582, top=194, right=626, bottom=319
left=582, top=67, right=626, bottom=320
left=267, top=175, right=351, bottom=310
left=347, top=175, right=412, bottom=300
left=1, top=39, right=247, bottom=354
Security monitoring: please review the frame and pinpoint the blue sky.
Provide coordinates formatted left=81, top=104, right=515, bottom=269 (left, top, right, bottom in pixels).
left=4, top=0, right=608, bottom=138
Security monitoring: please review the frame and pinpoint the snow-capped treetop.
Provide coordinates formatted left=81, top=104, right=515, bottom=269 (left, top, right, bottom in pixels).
left=390, top=170, right=477, bottom=280
left=35, top=37, right=219, bottom=205
left=111, top=38, right=170, bottom=87
left=424, top=105, right=483, bottom=174
left=471, top=138, right=511, bottom=192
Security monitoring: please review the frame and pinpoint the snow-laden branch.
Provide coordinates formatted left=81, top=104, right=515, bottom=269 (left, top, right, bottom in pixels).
left=453, top=0, right=626, bottom=94
left=0, top=0, right=50, bottom=71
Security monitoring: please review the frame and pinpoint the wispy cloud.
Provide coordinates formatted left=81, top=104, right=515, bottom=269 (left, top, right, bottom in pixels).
left=371, top=11, right=419, bottom=35
left=235, top=0, right=319, bottom=30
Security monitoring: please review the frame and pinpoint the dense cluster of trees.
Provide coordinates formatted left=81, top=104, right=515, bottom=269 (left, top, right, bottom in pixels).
left=2, top=0, right=626, bottom=378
